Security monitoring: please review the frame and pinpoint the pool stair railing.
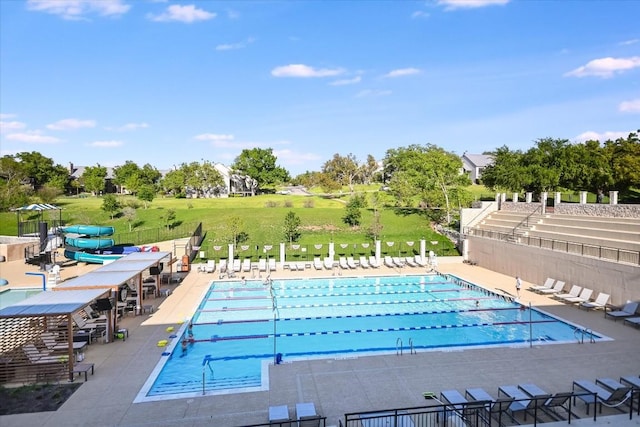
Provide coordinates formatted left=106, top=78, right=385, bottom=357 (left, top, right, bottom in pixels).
left=574, top=327, right=596, bottom=344
left=202, top=355, right=215, bottom=395
left=396, top=338, right=417, bottom=356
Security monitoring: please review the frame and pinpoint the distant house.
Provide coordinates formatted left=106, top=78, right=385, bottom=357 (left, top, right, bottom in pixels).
left=461, top=153, right=493, bottom=184
left=68, top=162, right=117, bottom=194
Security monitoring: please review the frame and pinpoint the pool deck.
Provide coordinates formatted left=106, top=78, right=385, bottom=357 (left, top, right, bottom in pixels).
left=1, top=246, right=640, bottom=426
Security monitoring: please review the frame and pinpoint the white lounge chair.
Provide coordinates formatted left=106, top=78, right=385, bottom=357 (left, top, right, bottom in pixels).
left=268, top=258, right=277, bottom=271
left=205, top=259, right=216, bottom=273
left=258, top=258, right=267, bottom=272
left=384, top=256, right=395, bottom=268
left=580, top=292, right=610, bottom=310
left=232, top=259, right=241, bottom=272
left=359, top=256, right=370, bottom=268
left=347, top=257, right=357, bottom=269
left=296, top=262, right=306, bottom=271
left=323, top=257, right=334, bottom=270
left=218, top=259, right=228, bottom=273
left=553, top=285, right=582, bottom=300
left=605, top=301, right=639, bottom=321
left=242, top=258, right=251, bottom=272
left=529, top=278, right=555, bottom=292
left=313, top=257, right=323, bottom=270
left=404, top=257, right=417, bottom=267
left=339, top=257, right=349, bottom=270
left=414, top=254, right=427, bottom=267
left=561, top=287, right=593, bottom=304
left=392, top=257, right=405, bottom=267
left=369, top=256, right=380, bottom=268
left=537, top=280, right=565, bottom=294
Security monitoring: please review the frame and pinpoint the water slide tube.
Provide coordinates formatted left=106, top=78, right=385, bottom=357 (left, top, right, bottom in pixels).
left=64, top=249, right=123, bottom=264
left=64, top=236, right=115, bottom=249
left=62, top=225, right=114, bottom=236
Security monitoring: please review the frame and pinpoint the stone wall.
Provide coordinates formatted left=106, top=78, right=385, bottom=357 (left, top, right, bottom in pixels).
left=464, top=235, right=640, bottom=305
left=555, top=204, right=640, bottom=218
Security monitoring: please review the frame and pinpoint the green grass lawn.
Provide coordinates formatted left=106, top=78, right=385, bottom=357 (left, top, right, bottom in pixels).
left=3, top=193, right=458, bottom=257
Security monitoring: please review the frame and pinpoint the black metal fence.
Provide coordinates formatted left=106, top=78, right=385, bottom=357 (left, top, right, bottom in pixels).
left=463, top=227, right=640, bottom=266
left=111, top=222, right=202, bottom=247
left=239, top=416, right=326, bottom=427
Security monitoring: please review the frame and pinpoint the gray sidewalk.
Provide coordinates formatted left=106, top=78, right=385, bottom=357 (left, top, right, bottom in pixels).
left=2, top=262, right=639, bottom=427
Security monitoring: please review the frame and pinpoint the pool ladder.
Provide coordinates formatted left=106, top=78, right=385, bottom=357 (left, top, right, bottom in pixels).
left=574, top=327, right=595, bottom=344
left=396, top=338, right=416, bottom=356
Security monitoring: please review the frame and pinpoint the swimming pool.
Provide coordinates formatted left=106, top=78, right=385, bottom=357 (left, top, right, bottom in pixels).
left=136, top=274, right=606, bottom=402
left=0, top=288, right=42, bottom=310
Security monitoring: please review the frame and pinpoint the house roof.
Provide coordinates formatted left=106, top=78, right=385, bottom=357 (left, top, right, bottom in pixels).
left=462, top=153, right=493, bottom=168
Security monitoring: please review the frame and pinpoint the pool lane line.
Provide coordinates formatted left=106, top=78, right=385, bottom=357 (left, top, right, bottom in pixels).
left=207, top=319, right=558, bottom=341
left=273, top=288, right=465, bottom=299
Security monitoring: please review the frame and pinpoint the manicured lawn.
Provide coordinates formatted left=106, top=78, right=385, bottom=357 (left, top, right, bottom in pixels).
left=2, top=193, right=458, bottom=256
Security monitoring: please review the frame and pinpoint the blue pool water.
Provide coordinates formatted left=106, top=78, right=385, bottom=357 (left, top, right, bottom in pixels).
left=0, top=288, right=42, bottom=310
left=137, top=274, right=605, bottom=401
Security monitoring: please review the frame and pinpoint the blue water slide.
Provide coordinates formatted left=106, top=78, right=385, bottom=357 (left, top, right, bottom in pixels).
left=64, top=249, right=123, bottom=264
left=62, top=224, right=115, bottom=236
left=65, top=236, right=115, bottom=249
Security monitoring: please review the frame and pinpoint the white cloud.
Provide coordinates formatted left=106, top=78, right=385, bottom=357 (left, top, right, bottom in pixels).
left=271, top=64, right=344, bottom=78
left=619, top=39, right=639, bottom=46
left=0, top=120, right=27, bottom=133
left=356, top=89, right=392, bottom=98
left=383, top=68, right=421, bottom=78
left=215, top=37, right=255, bottom=51
left=148, top=5, right=216, bottom=23
left=195, top=133, right=234, bottom=141
left=0, top=114, right=17, bottom=120
left=107, top=122, right=150, bottom=131
left=47, top=118, right=96, bottom=130
left=88, top=140, right=123, bottom=148
left=564, top=56, right=640, bottom=78
left=26, top=0, right=130, bottom=20
left=574, top=130, right=630, bottom=142
left=329, top=76, right=362, bottom=86
left=437, top=0, right=510, bottom=10
left=6, top=131, right=61, bottom=144
left=619, top=99, right=640, bottom=113
left=411, top=11, right=430, bottom=19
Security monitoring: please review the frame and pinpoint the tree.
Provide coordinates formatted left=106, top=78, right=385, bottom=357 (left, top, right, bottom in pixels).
left=82, top=165, right=107, bottom=195
left=481, top=146, right=526, bottom=192
left=161, top=168, right=186, bottom=197
left=342, top=197, right=362, bottom=227
left=367, top=192, right=383, bottom=240
left=137, top=184, right=155, bottom=209
left=283, top=211, right=302, bottom=243
left=15, top=152, right=68, bottom=190
left=232, top=148, right=290, bottom=189
left=122, top=206, right=137, bottom=231
left=322, top=153, right=359, bottom=193
left=101, top=194, right=120, bottom=220
left=164, top=208, right=176, bottom=230
left=37, top=185, right=62, bottom=204
left=227, top=216, right=245, bottom=245
left=383, top=144, right=470, bottom=224
left=359, top=154, right=379, bottom=185
left=0, top=155, right=30, bottom=210
left=607, top=131, right=640, bottom=192
left=113, top=161, right=141, bottom=193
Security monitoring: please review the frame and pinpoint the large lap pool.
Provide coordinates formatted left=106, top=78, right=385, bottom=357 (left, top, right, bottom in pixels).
left=135, top=274, right=607, bottom=402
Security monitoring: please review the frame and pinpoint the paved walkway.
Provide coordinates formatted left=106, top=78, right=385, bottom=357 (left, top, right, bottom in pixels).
left=1, top=249, right=639, bottom=426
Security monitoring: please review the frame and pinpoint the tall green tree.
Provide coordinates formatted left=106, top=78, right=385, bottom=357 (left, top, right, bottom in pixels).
left=283, top=211, right=302, bottom=243
left=323, top=153, right=359, bottom=193
left=101, top=194, right=120, bottom=220
left=359, top=154, right=379, bottom=185
left=481, top=146, right=525, bottom=192
left=137, top=184, right=155, bottom=208
left=113, top=160, right=141, bottom=193
left=232, top=148, right=290, bottom=189
left=607, top=131, right=640, bottom=192
left=0, top=155, right=31, bottom=210
left=384, top=144, right=470, bottom=224
left=15, top=152, right=68, bottom=190
left=82, top=165, right=107, bottom=195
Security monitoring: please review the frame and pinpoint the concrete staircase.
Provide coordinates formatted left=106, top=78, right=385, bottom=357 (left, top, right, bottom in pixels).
left=473, top=211, right=640, bottom=253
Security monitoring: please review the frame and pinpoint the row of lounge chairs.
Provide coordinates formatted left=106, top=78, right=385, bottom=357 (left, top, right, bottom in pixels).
left=198, top=258, right=277, bottom=274
left=530, top=277, right=640, bottom=328
left=435, top=374, right=639, bottom=425
left=268, top=401, right=323, bottom=426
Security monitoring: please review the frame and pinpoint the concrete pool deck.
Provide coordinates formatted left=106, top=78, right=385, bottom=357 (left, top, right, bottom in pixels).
left=1, top=249, right=639, bottom=426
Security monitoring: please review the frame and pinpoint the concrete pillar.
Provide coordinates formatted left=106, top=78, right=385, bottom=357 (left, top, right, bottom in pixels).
left=461, top=239, right=468, bottom=261
left=375, top=240, right=381, bottom=264
left=526, top=192, right=532, bottom=203
left=501, top=193, right=506, bottom=203
left=579, top=191, right=588, bottom=204
left=228, top=244, right=234, bottom=265
left=609, top=191, right=619, bottom=205
left=328, top=242, right=335, bottom=261
left=495, top=193, right=501, bottom=203
left=554, top=192, right=562, bottom=206
left=513, top=193, right=519, bottom=203
left=279, top=242, right=286, bottom=268
left=541, top=192, right=548, bottom=214
left=420, top=239, right=426, bottom=262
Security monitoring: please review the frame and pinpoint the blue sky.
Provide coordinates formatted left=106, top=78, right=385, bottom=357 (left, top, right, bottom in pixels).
left=1, top=0, right=638, bottom=176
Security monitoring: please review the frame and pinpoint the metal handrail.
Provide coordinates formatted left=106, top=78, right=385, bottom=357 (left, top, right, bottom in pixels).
left=463, top=227, right=640, bottom=266
left=511, top=205, right=542, bottom=237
